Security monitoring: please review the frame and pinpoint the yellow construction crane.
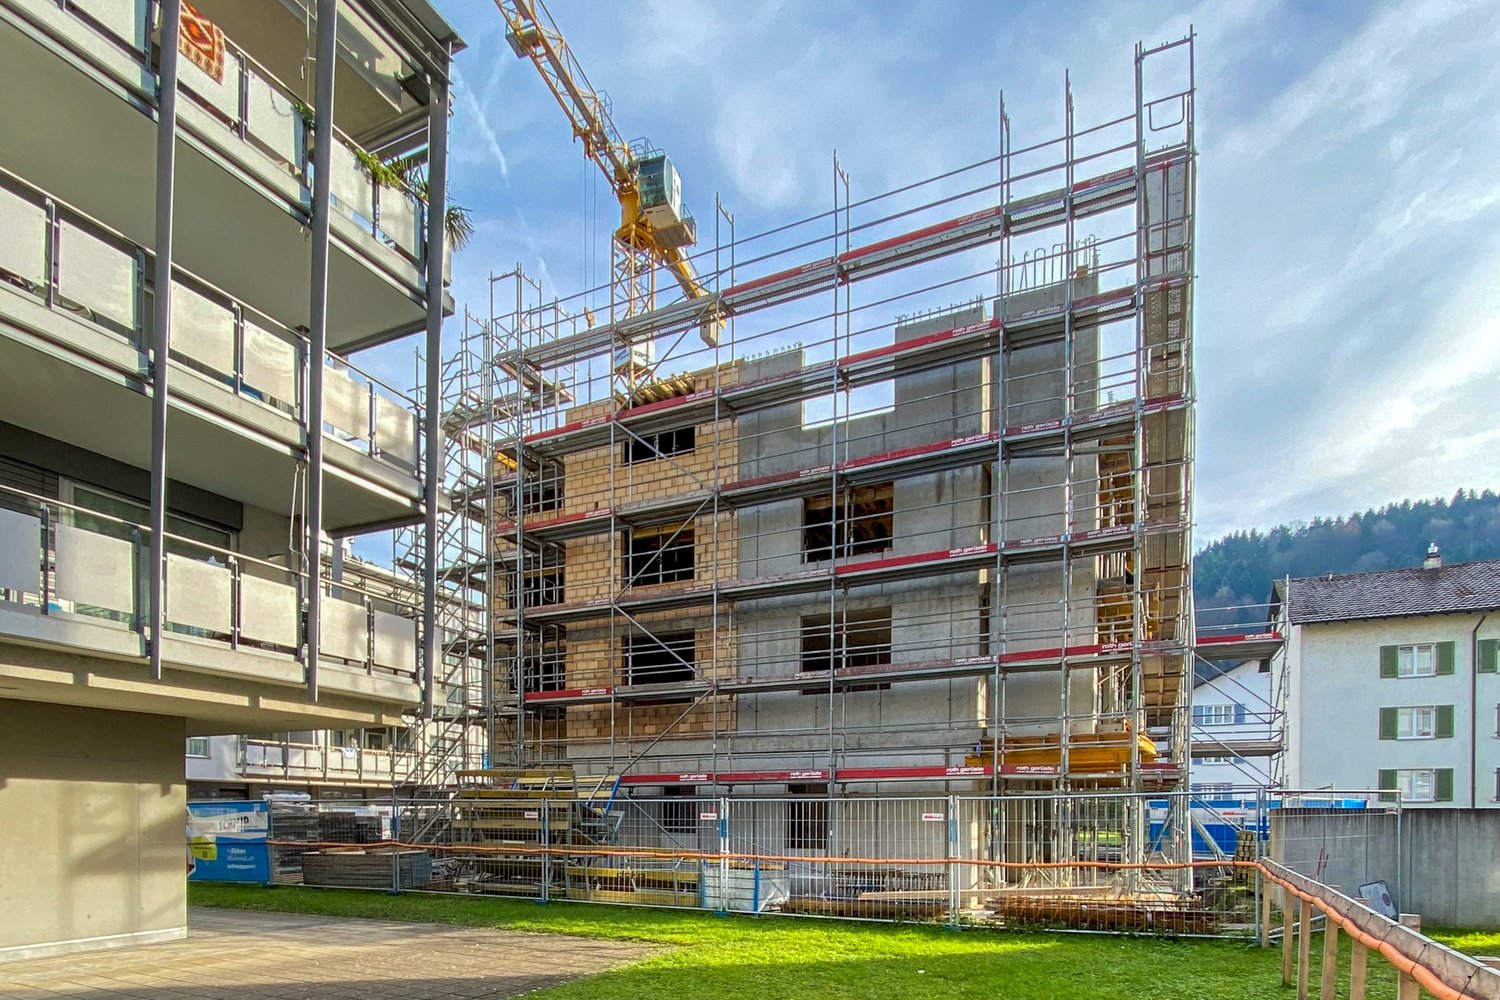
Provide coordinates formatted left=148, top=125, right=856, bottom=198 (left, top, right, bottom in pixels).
left=495, top=0, right=722, bottom=382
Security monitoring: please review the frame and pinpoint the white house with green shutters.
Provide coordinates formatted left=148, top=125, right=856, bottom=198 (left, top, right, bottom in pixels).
left=1274, top=550, right=1500, bottom=808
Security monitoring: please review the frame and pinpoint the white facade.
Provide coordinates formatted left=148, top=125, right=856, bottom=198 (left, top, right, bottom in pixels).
left=1283, top=610, right=1500, bottom=808
left=1188, top=659, right=1274, bottom=793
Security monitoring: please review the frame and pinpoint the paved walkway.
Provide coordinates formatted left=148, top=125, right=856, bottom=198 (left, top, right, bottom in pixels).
left=0, top=908, right=654, bottom=999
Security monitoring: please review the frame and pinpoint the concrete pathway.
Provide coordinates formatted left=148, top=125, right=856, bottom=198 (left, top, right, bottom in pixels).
left=0, top=908, right=653, bottom=999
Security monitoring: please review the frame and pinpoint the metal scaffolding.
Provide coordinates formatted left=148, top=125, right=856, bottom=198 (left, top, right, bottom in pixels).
left=403, top=36, right=1285, bottom=872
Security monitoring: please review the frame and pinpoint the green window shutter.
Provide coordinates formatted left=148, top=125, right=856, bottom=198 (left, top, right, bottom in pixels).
left=1436, top=705, right=1455, bottom=739
left=1437, top=641, right=1456, bottom=675
left=1380, top=645, right=1399, bottom=678
left=1435, top=769, right=1454, bottom=802
left=1378, top=769, right=1397, bottom=791
left=1379, top=707, right=1397, bottom=740
left=1479, top=638, right=1498, bottom=674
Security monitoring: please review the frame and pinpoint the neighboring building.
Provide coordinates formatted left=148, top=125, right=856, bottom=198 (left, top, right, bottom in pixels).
left=0, top=0, right=461, bottom=958
left=1188, top=659, right=1275, bottom=794
left=1275, top=552, right=1500, bottom=808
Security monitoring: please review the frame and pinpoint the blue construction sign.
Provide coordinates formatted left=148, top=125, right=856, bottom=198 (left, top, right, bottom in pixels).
left=186, top=800, right=272, bottom=884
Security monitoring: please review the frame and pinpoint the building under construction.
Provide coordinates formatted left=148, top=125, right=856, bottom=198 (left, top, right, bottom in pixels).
left=410, top=35, right=1279, bottom=885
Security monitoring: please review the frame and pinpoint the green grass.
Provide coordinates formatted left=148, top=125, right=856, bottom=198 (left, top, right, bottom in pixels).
left=191, top=884, right=1488, bottom=1000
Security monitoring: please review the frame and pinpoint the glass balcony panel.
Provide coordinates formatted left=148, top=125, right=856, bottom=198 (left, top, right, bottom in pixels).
left=324, top=364, right=370, bottom=444
left=371, top=609, right=415, bottom=671
left=170, top=279, right=235, bottom=376
left=243, top=318, right=300, bottom=412
left=0, top=185, right=48, bottom=290
left=53, top=522, right=135, bottom=614
left=165, top=551, right=232, bottom=633
left=380, top=191, right=421, bottom=260
left=179, top=42, right=242, bottom=127
left=321, top=595, right=369, bottom=662
left=240, top=572, right=299, bottom=648
left=374, top=393, right=418, bottom=467
left=57, top=220, right=137, bottom=334
left=329, top=141, right=375, bottom=225
left=70, top=0, right=148, bottom=53
left=0, top=508, right=42, bottom=594
left=244, top=71, right=303, bottom=172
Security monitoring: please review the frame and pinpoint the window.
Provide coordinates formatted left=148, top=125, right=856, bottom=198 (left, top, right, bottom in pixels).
left=785, top=783, right=829, bottom=851
left=661, top=786, right=697, bottom=835
left=625, top=426, right=695, bottom=465
left=520, top=639, right=566, bottom=694
left=1379, top=767, right=1453, bottom=803
left=800, top=608, right=892, bottom=693
left=1192, top=704, right=1241, bottom=727
left=185, top=737, right=210, bottom=758
left=1192, top=783, right=1233, bottom=795
left=519, top=458, right=564, bottom=517
left=1379, top=705, right=1453, bottom=740
left=508, top=548, right=564, bottom=609
left=1381, top=642, right=1455, bottom=678
left=625, top=631, right=696, bottom=702
left=624, top=522, right=694, bottom=586
left=1198, top=756, right=1234, bottom=765
left=803, top=483, right=893, bottom=562
left=1399, top=644, right=1436, bottom=677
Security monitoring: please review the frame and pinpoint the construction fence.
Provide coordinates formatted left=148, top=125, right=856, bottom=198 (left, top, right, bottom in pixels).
left=233, top=787, right=1428, bottom=938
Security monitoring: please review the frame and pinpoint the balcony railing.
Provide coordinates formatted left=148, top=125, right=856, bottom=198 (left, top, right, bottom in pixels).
left=239, top=737, right=412, bottom=784
left=0, top=167, right=421, bottom=475
left=31, top=0, right=435, bottom=273
left=0, top=483, right=421, bottom=688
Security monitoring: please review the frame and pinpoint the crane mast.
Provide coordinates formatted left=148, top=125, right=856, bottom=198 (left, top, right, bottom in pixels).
left=495, top=0, right=722, bottom=386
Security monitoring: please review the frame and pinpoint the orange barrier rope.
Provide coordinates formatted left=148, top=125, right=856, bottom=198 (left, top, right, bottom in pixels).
left=269, top=838, right=1264, bottom=870
left=1257, top=864, right=1486, bottom=1000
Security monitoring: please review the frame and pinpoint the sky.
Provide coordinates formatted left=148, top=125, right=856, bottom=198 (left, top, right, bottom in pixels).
left=357, top=0, right=1500, bottom=546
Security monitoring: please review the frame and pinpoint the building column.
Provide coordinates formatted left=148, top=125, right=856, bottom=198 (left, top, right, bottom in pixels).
left=421, top=65, right=452, bottom=716
left=304, top=0, right=339, bottom=700
left=147, top=0, right=182, bottom=680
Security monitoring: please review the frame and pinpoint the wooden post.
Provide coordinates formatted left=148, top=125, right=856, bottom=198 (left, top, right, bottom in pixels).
left=1297, top=896, right=1312, bottom=1000
left=1349, top=939, right=1368, bottom=1000
left=1282, top=895, right=1295, bottom=986
left=1320, top=916, right=1339, bottom=1000
left=1260, top=876, right=1273, bottom=949
left=1397, top=914, right=1421, bottom=1000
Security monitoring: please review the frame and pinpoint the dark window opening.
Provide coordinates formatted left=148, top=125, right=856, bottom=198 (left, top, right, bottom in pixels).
left=661, top=785, right=697, bottom=834
left=624, top=522, right=695, bottom=586
left=507, top=547, right=564, bottom=609
left=626, top=630, right=696, bottom=704
left=785, top=783, right=829, bottom=851
left=803, top=483, right=893, bottom=562
left=625, top=426, right=695, bottom=465
left=519, top=629, right=567, bottom=694
left=800, top=608, right=892, bottom=694
left=521, top=458, right=565, bottom=517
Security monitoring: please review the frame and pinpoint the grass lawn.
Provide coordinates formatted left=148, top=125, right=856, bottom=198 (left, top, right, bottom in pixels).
left=191, top=884, right=1480, bottom=1000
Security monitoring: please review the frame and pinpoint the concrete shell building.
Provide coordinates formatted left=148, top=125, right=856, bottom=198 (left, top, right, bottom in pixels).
left=464, top=37, right=1264, bottom=871
left=0, top=0, right=461, bottom=958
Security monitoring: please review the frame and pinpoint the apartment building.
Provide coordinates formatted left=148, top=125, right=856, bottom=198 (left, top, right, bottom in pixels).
left=0, top=0, right=460, bottom=958
left=482, top=40, right=1219, bottom=848
left=1188, top=660, right=1275, bottom=793
left=1276, top=552, right=1500, bottom=808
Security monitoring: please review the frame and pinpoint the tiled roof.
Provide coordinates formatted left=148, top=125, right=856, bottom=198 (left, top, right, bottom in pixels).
left=1279, top=558, right=1500, bottom=624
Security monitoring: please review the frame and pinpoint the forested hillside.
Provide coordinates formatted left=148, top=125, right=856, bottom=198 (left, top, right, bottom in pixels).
left=1195, top=490, right=1500, bottom=629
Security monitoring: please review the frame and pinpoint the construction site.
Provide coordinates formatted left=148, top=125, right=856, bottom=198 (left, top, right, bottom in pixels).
left=301, top=5, right=1285, bottom=931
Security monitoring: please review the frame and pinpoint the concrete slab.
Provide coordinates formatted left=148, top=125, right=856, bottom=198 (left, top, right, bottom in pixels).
left=0, top=908, right=653, bottom=999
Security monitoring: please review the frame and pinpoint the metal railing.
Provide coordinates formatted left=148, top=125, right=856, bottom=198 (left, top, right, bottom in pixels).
left=240, top=737, right=411, bottom=784
left=0, top=482, right=421, bottom=685
left=0, top=167, right=421, bottom=474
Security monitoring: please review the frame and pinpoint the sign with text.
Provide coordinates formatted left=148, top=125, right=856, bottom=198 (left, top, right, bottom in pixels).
left=187, top=800, right=271, bottom=884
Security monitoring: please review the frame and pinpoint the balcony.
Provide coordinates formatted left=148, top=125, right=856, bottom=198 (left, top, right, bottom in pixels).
left=0, top=167, right=425, bottom=532
left=0, top=0, right=452, bottom=352
left=239, top=737, right=412, bottom=785
left=0, top=483, right=422, bottom=726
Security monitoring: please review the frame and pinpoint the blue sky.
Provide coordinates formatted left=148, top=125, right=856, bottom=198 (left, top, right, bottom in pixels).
left=357, top=0, right=1500, bottom=547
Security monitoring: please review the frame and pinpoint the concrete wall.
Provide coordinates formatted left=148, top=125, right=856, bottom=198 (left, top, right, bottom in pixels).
left=1270, top=807, right=1500, bottom=928
left=0, top=700, right=187, bottom=960
left=1286, top=613, right=1500, bottom=808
